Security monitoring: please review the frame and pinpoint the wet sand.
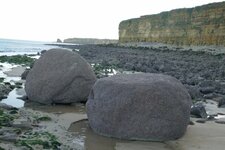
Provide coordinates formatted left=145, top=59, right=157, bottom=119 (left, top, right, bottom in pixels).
left=167, top=121, right=225, bottom=150
left=34, top=104, right=224, bottom=150
left=2, top=104, right=225, bottom=150
left=1, top=88, right=225, bottom=150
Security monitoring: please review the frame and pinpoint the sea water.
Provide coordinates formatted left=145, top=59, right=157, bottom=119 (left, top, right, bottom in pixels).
left=0, top=38, right=58, bottom=107
left=0, top=38, right=57, bottom=55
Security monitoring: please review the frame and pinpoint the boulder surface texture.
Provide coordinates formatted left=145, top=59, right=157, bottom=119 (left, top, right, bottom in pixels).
left=86, top=73, right=192, bottom=141
left=25, top=49, right=96, bottom=104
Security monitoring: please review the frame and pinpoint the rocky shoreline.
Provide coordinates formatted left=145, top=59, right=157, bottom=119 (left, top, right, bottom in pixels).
left=1, top=45, right=225, bottom=150
left=0, top=103, right=87, bottom=150
left=50, top=44, right=225, bottom=104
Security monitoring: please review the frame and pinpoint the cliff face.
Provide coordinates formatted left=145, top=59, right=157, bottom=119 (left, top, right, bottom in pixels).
left=119, top=2, right=225, bottom=46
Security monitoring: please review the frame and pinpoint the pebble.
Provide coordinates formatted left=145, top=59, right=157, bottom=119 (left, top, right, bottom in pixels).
left=191, top=102, right=208, bottom=118
left=207, top=115, right=217, bottom=121
left=215, top=120, right=225, bottom=124
left=189, top=120, right=195, bottom=125
left=196, top=119, right=206, bottom=123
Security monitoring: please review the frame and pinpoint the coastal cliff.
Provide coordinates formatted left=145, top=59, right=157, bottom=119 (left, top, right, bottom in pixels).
left=119, top=1, right=225, bottom=46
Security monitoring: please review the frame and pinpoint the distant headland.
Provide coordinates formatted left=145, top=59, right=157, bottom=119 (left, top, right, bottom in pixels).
left=58, top=37, right=118, bottom=45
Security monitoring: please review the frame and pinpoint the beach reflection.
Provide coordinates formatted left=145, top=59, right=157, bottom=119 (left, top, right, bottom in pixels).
left=68, top=120, right=172, bottom=150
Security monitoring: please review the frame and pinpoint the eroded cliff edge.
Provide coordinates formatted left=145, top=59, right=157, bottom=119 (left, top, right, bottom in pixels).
left=119, top=1, right=225, bottom=46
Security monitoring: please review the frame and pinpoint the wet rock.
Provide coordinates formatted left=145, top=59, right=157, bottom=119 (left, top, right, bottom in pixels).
left=218, top=97, right=225, bottom=108
left=191, top=102, right=208, bottom=118
left=15, top=82, right=23, bottom=89
left=200, top=87, right=215, bottom=94
left=189, top=120, right=195, bottom=125
left=4, top=82, right=11, bottom=86
left=0, top=128, right=21, bottom=135
left=0, top=84, right=12, bottom=100
left=16, top=88, right=26, bottom=96
left=196, top=119, right=206, bottom=123
left=185, top=78, right=199, bottom=86
left=25, top=49, right=96, bottom=104
left=0, top=103, right=14, bottom=110
left=216, top=82, right=225, bottom=94
left=56, top=44, right=225, bottom=103
left=11, top=122, right=33, bottom=130
left=215, top=120, right=225, bottom=124
left=199, top=80, right=217, bottom=88
left=4, top=66, right=26, bottom=77
left=29, top=60, right=35, bottom=69
left=40, top=50, right=47, bottom=55
left=21, top=69, right=30, bottom=80
left=0, top=77, right=4, bottom=83
left=217, top=112, right=225, bottom=115
left=208, top=94, right=224, bottom=102
left=185, top=85, right=203, bottom=100
left=87, top=73, right=192, bottom=141
left=207, top=115, right=216, bottom=121
left=158, top=64, right=172, bottom=72
left=203, top=93, right=218, bottom=99
left=0, top=134, right=18, bottom=142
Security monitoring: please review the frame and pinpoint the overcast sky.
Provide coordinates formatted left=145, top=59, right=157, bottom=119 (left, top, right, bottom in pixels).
left=0, top=0, right=224, bottom=41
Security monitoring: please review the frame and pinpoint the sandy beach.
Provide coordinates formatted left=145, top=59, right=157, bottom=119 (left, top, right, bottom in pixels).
left=1, top=102, right=225, bottom=150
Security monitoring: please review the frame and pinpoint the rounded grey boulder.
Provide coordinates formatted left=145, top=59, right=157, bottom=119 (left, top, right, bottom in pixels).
left=86, top=73, right=192, bottom=141
left=25, top=49, right=96, bottom=104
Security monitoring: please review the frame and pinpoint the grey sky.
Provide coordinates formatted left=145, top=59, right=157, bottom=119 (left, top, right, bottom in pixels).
left=0, top=0, right=224, bottom=41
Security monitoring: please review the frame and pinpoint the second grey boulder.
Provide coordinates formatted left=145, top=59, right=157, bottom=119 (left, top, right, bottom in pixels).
left=86, top=73, right=192, bottom=141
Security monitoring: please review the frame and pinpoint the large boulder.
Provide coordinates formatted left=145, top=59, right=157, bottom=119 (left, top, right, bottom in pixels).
left=86, top=73, right=192, bottom=141
left=25, top=49, right=96, bottom=104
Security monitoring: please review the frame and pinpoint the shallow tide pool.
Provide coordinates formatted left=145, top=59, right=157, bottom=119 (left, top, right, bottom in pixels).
left=1, top=88, right=25, bottom=108
left=0, top=62, right=25, bottom=108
